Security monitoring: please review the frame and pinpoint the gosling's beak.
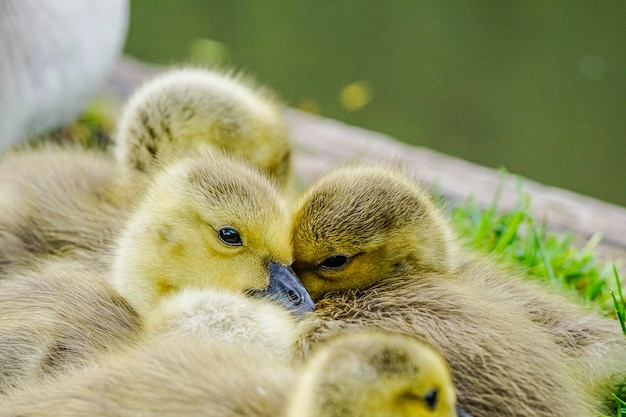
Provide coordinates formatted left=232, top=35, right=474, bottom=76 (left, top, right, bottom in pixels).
left=456, top=405, right=473, bottom=417
left=248, top=261, right=315, bottom=316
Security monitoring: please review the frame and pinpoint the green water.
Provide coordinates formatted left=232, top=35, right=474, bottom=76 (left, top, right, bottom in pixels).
left=124, top=1, right=626, bottom=207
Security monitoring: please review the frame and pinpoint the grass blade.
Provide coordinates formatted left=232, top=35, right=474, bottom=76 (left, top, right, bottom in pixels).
left=610, top=265, right=626, bottom=334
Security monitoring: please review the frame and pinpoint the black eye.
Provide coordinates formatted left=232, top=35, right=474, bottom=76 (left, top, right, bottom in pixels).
left=424, top=388, right=438, bottom=410
left=319, top=255, right=350, bottom=270
left=218, top=227, right=242, bottom=246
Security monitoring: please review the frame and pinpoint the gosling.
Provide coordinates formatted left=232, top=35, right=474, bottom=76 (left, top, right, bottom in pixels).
left=113, top=67, right=292, bottom=186
left=1, top=149, right=312, bottom=313
left=0, top=328, right=471, bottom=417
left=0, top=67, right=292, bottom=275
left=290, top=164, right=619, bottom=417
left=110, top=151, right=312, bottom=316
left=0, top=265, right=298, bottom=394
left=287, top=331, right=473, bottom=417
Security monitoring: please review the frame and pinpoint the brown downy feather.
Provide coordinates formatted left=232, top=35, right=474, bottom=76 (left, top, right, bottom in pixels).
left=296, top=274, right=599, bottom=417
left=0, top=260, right=141, bottom=394
left=0, top=144, right=136, bottom=275
left=291, top=164, right=624, bottom=417
left=459, top=255, right=626, bottom=395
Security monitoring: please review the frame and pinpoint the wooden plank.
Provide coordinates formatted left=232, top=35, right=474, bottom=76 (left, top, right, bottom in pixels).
left=287, top=109, right=626, bottom=265
left=105, top=58, right=626, bottom=265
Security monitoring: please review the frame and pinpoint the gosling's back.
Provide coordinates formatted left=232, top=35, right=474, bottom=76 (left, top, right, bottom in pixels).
left=0, top=260, right=140, bottom=393
left=0, top=145, right=137, bottom=275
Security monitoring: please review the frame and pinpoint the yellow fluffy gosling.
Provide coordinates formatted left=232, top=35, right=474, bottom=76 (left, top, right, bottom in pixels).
left=0, top=67, right=292, bottom=275
left=114, top=67, right=292, bottom=186
left=110, top=151, right=313, bottom=316
left=0, top=148, right=312, bottom=314
left=288, top=331, right=472, bottom=417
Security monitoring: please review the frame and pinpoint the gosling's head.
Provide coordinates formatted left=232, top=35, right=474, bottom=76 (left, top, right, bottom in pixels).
left=288, top=331, right=471, bottom=417
left=112, top=151, right=313, bottom=316
left=291, top=165, right=456, bottom=301
left=145, top=288, right=297, bottom=360
left=114, top=67, right=291, bottom=186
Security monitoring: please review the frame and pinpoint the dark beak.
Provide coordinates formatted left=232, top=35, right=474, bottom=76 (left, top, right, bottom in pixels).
left=456, top=405, right=473, bottom=417
left=248, top=261, right=315, bottom=316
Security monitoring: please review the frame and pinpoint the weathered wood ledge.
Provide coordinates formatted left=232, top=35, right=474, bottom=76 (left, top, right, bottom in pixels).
left=105, top=58, right=626, bottom=266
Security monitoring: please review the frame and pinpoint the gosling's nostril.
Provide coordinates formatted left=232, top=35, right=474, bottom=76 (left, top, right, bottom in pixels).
left=286, top=289, right=302, bottom=305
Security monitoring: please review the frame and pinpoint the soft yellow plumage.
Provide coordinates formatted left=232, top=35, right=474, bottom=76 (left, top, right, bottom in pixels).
left=0, top=68, right=314, bottom=392
left=145, top=288, right=298, bottom=360
left=0, top=265, right=300, bottom=394
left=288, top=331, right=470, bottom=417
left=0, top=260, right=141, bottom=393
left=110, top=150, right=312, bottom=316
left=0, top=68, right=311, bottom=315
left=114, top=67, right=291, bottom=186
left=0, top=289, right=298, bottom=416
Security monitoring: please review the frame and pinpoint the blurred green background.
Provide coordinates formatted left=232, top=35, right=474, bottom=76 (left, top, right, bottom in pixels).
left=124, top=1, right=625, bottom=207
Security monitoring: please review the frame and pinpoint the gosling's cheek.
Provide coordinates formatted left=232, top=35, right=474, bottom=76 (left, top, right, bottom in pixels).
left=296, top=271, right=318, bottom=288
left=296, top=272, right=326, bottom=301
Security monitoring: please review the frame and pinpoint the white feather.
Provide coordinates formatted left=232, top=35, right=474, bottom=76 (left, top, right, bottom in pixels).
left=0, top=0, right=128, bottom=148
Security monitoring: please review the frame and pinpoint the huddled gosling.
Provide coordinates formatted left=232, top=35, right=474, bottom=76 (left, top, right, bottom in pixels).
left=0, top=151, right=314, bottom=391
left=291, top=164, right=621, bottom=417
left=0, top=64, right=313, bottom=314
left=0, top=327, right=471, bottom=417
left=111, top=150, right=313, bottom=316
left=288, top=331, right=473, bottom=417
left=0, top=264, right=299, bottom=394
left=114, top=67, right=291, bottom=186
left=2, top=149, right=313, bottom=314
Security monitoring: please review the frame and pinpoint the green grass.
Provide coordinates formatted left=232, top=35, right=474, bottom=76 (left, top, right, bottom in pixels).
left=610, top=264, right=626, bottom=334
left=449, top=173, right=626, bottom=416
left=450, top=174, right=621, bottom=309
left=613, top=394, right=626, bottom=417
left=25, top=103, right=115, bottom=151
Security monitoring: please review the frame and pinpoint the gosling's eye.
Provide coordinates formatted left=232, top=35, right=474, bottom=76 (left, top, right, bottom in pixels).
left=218, top=227, right=242, bottom=246
left=319, top=255, right=350, bottom=270
left=424, top=388, right=438, bottom=410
